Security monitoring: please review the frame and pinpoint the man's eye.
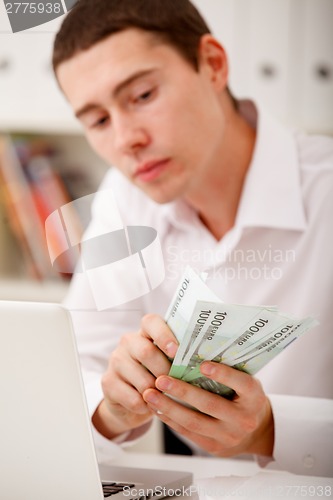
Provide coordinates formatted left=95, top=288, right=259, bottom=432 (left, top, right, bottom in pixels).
left=91, top=116, right=109, bottom=129
left=135, top=88, right=155, bottom=103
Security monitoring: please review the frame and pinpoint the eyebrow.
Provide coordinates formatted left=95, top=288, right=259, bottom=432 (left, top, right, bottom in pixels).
left=75, top=68, right=156, bottom=120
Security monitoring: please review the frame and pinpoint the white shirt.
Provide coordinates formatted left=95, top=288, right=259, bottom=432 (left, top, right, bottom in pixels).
left=64, top=101, right=333, bottom=477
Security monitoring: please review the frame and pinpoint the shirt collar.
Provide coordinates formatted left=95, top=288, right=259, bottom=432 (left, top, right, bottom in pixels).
left=159, top=197, right=201, bottom=235
left=235, top=100, right=307, bottom=231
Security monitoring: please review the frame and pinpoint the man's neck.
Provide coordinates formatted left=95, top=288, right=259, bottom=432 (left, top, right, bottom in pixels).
left=184, top=99, right=256, bottom=241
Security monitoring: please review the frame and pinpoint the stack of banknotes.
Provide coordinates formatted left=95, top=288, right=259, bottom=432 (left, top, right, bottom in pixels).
left=165, top=266, right=318, bottom=399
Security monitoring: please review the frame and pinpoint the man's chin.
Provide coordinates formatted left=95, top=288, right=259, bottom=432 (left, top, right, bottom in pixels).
left=137, top=183, right=181, bottom=205
left=146, top=192, right=179, bottom=205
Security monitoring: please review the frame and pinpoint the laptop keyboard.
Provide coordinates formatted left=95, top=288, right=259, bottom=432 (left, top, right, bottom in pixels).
left=102, top=482, right=135, bottom=498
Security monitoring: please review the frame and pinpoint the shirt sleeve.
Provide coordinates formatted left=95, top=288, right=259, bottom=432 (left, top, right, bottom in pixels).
left=91, top=420, right=153, bottom=464
left=257, top=394, right=333, bottom=477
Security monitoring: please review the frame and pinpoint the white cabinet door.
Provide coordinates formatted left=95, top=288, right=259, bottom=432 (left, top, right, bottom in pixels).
left=232, top=0, right=292, bottom=124
left=297, top=0, right=333, bottom=133
left=0, top=33, right=80, bottom=132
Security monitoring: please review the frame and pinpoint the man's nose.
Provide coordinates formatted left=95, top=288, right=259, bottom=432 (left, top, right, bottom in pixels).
left=113, top=113, right=150, bottom=154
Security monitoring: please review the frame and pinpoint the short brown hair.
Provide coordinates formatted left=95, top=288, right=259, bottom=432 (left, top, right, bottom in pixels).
left=53, top=0, right=211, bottom=72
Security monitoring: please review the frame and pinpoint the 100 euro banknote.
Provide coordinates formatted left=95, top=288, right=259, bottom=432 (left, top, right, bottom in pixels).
left=166, top=267, right=319, bottom=398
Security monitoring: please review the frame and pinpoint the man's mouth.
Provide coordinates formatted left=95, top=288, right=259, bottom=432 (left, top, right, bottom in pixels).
left=134, top=158, right=170, bottom=182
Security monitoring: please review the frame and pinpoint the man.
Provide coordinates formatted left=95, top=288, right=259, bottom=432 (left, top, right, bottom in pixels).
left=53, top=0, right=333, bottom=476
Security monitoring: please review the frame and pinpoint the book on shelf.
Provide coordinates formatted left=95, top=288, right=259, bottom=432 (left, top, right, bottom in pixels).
left=0, top=135, right=83, bottom=280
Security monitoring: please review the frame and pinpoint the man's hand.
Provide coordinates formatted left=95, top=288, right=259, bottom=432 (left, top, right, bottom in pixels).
left=143, top=361, right=274, bottom=457
left=93, top=312, right=274, bottom=458
left=92, top=314, right=178, bottom=440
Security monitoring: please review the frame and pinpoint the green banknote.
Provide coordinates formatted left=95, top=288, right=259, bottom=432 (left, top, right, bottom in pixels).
left=166, top=267, right=319, bottom=399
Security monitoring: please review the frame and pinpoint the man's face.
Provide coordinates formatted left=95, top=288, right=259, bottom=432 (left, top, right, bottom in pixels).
left=57, top=28, right=226, bottom=204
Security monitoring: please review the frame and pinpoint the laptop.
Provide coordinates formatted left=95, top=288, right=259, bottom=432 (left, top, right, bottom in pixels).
left=0, top=300, right=193, bottom=500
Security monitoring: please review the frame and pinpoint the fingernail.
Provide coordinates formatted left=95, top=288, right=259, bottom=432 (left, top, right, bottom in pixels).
left=201, top=362, right=215, bottom=376
left=166, top=341, right=178, bottom=358
left=144, top=392, right=158, bottom=405
left=156, top=376, right=173, bottom=392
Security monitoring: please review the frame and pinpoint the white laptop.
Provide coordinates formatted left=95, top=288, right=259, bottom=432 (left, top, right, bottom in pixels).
left=0, top=300, right=192, bottom=500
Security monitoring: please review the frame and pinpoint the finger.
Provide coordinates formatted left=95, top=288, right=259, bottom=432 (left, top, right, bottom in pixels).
left=152, top=413, right=223, bottom=455
left=103, top=375, right=149, bottom=415
left=200, top=362, right=261, bottom=398
left=153, top=414, right=236, bottom=457
left=143, top=388, right=239, bottom=454
left=143, top=387, right=216, bottom=438
left=154, top=375, right=269, bottom=444
left=140, top=314, right=178, bottom=358
left=154, top=375, right=239, bottom=422
left=110, top=352, right=157, bottom=394
left=120, top=333, right=172, bottom=378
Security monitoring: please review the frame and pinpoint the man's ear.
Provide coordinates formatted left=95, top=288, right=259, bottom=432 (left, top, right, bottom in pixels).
left=198, top=34, right=228, bottom=91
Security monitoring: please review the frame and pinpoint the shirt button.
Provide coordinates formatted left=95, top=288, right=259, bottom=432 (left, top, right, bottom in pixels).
left=303, top=454, right=315, bottom=468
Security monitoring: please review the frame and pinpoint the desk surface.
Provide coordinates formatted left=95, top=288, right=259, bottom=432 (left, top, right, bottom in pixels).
left=111, top=451, right=261, bottom=481
left=110, top=451, right=333, bottom=499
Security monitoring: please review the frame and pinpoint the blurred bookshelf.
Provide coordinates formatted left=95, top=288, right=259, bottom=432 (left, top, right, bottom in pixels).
left=0, top=133, right=108, bottom=302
